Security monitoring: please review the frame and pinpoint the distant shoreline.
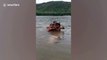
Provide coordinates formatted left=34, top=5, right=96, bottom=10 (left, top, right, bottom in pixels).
left=36, top=1, right=71, bottom=16
left=36, top=13, right=71, bottom=16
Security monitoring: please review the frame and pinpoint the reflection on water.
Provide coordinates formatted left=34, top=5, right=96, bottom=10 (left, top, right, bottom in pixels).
left=36, top=16, right=71, bottom=60
left=48, top=31, right=64, bottom=44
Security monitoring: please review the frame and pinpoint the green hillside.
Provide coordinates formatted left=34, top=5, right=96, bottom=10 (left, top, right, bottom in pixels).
left=36, top=1, right=71, bottom=15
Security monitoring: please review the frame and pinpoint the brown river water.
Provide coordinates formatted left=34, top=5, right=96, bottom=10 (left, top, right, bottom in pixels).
left=36, top=16, right=71, bottom=60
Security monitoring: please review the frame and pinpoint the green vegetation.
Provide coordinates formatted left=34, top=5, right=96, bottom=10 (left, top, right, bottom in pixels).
left=36, top=1, right=71, bottom=16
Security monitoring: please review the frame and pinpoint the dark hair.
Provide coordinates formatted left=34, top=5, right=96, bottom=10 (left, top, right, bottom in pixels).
left=56, top=23, right=60, bottom=26
left=53, top=21, right=57, bottom=23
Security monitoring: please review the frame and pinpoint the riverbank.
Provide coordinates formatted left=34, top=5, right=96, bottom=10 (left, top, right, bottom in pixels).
left=36, top=1, right=71, bottom=16
left=36, top=13, right=71, bottom=16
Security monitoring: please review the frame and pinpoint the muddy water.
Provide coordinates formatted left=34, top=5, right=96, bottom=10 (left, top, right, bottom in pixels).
left=36, top=16, right=71, bottom=60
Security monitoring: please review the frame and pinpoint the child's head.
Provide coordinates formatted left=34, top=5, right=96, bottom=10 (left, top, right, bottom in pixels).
left=53, top=21, right=57, bottom=23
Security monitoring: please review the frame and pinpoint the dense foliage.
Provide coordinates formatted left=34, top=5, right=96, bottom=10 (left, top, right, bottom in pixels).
left=36, top=1, right=71, bottom=15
